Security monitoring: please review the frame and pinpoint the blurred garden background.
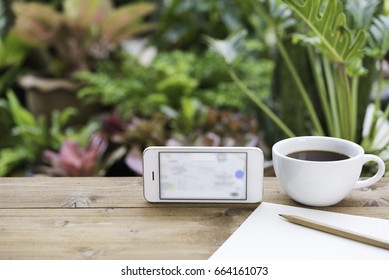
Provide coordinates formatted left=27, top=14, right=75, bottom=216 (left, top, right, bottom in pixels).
left=0, top=0, right=388, bottom=177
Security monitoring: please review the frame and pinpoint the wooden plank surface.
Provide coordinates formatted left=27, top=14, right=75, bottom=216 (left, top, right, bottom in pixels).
left=1, top=177, right=388, bottom=209
left=0, top=208, right=252, bottom=259
left=0, top=177, right=388, bottom=259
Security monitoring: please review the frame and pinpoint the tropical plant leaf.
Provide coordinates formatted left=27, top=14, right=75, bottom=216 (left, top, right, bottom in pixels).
left=362, top=103, right=389, bottom=155
left=100, top=2, right=156, bottom=44
left=345, top=0, right=379, bottom=31
left=366, top=15, right=389, bottom=59
left=0, top=147, right=29, bottom=176
left=12, top=2, right=61, bottom=46
left=257, top=0, right=296, bottom=30
left=281, top=0, right=366, bottom=64
left=205, top=29, right=247, bottom=64
left=64, top=0, right=112, bottom=28
left=6, top=90, right=36, bottom=127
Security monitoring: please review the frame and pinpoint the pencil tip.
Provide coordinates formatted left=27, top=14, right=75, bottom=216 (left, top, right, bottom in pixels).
left=279, top=214, right=284, bottom=217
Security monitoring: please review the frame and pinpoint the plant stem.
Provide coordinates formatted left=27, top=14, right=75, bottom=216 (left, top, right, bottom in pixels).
left=228, top=67, right=295, bottom=138
left=332, top=63, right=355, bottom=141
left=367, top=59, right=384, bottom=142
left=323, top=58, right=341, bottom=138
left=384, top=103, right=389, bottom=119
left=340, top=63, right=354, bottom=140
left=375, top=59, right=384, bottom=110
left=351, top=76, right=359, bottom=142
left=252, top=0, right=323, bottom=135
left=275, top=38, right=324, bottom=136
left=307, top=47, right=333, bottom=135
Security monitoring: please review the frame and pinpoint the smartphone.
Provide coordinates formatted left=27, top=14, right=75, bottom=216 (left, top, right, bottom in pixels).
left=143, top=146, right=263, bottom=203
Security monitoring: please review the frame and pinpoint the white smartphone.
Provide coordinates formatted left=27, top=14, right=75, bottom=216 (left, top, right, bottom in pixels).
left=143, top=146, right=264, bottom=203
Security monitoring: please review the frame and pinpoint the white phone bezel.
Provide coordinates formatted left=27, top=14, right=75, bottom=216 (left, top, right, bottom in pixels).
left=143, top=146, right=263, bottom=203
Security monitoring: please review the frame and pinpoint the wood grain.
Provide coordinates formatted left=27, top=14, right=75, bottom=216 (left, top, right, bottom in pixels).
left=0, top=177, right=388, bottom=259
left=0, top=207, right=253, bottom=259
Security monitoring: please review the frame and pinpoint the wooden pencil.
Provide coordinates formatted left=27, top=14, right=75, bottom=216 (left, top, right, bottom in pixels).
left=279, top=214, right=389, bottom=250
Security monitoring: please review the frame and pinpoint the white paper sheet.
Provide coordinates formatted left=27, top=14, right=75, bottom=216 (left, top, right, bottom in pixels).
left=210, top=202, right=389, bottom=260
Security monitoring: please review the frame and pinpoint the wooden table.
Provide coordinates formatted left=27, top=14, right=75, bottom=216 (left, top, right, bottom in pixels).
left=0, top=177, right=388, bottom=260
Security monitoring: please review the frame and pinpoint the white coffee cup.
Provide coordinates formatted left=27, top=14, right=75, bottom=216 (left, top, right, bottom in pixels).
left=272, top=136, right=385, bottom=207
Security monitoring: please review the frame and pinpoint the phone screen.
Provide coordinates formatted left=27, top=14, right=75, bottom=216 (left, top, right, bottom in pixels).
left=159, top=152, right=247, bottom=200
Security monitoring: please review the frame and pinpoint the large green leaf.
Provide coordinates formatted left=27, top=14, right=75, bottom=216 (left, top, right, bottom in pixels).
left=281, top=0, right=366, bottom=64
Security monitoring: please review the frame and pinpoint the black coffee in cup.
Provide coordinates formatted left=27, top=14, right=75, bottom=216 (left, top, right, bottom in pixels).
left=273, top=136, right=385, bottom=206
left=287, top=150, right=349, bottom=162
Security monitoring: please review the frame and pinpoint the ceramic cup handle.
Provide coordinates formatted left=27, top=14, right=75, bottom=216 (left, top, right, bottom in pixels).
left=354, top=154, right=385, bottom=189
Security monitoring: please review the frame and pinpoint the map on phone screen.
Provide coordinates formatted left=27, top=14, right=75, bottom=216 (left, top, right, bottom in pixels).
left=159, top=152, right=247, bottom=200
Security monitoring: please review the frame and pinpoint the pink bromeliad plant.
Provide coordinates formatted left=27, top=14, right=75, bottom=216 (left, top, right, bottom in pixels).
left=43, top=134, right=119, bottom=176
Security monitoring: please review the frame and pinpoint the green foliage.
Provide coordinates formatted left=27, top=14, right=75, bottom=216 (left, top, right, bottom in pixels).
left=257, top=0, right=296, bottom=33
left=207, top=28, right=296, bottom=137
left=281, top=0, right=366, bottom=69
left=288, top=0, right=389, bottom=150
left=154, top=51, right=198, bottom=107
left=192, top=51, right=231, bottom=88
left=200, top=58, right=274, bottom=111
left=205, top=30, right=247, bottom=64
left=77, top=49, right=274, bottom=122
left=76, top=53, right=167, bottom=118
left=367, top=15, right=389, bottom=59
left=153, top=0, right=255, bottom=50
left=0, top=91, right=80, bottom=176
left=0, top=34, right=28, bottom=68
left=0, top=147, right=29, bottom=177
left=209, top=0, right=389, bottom=154
left=0, top=99, right=13, bottom=148
left=0, top=34, right=29, bottom=96
left=345, top=0, right=379, bottom=31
